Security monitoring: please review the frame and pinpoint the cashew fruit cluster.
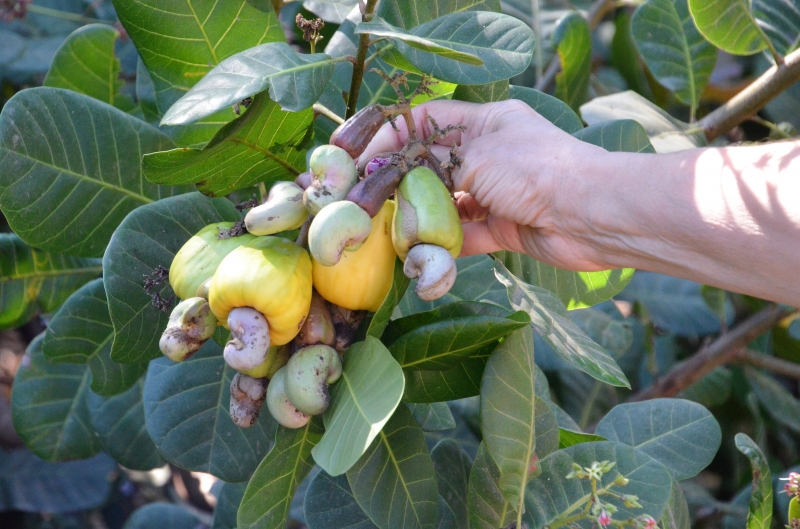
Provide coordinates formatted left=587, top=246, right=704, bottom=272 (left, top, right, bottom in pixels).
left=156, top=101, right=464, bottom=430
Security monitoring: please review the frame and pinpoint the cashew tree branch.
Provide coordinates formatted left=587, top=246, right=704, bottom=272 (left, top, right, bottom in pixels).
left=346, top=0, right=380, bottom=119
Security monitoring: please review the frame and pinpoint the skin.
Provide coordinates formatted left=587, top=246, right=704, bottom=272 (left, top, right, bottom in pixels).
left=360, top=99, right=800, bottom=306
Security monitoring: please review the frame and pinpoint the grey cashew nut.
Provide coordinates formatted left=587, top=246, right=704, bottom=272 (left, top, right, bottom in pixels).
left=229, top=373, right=268, bottom=428
left=159, top=297, right=217, bottom=362
left=266, top=367, right=310, bottom=428
left=308, top=200, right=372, bottom=266
left=244, top=181, right=307, bottom=236
left=404, top=244, right=458, bottom=301
left=303, top=145, right=358, bottom=215
left=284, top=344, right=342, bottom=416
left=224, top=307, right=270, bottom=371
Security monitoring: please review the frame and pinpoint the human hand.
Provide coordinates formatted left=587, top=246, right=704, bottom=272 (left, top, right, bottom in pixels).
left=360, top=99, right=614, bottom=272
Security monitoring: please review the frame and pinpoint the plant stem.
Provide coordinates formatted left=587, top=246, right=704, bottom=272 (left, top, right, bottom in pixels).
left=346, top=0, right=380, bottom=119
left=312, top=103, right=345, bottom=125
left=629, top=305, right=795, bottom=401
left=737, top=349, right=800, bottom=379
left=257, top=182, right=268, bottom=203
left=26, top=4, right=111, bottom=25
left=698, top=47, right=800, bottom=141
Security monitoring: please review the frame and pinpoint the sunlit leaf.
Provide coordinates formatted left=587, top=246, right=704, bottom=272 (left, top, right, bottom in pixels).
left=688, top=0, right=768, bottom=55
left=735, top=433, right=773, bottom=529
left=553, top=12, right=591, bottom=111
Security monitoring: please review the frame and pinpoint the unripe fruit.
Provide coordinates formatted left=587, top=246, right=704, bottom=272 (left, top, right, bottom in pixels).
left=224, top=307, right=270, bottom=371
left=313, top=200, right=396, bottom=312
left=244, top=181, right=307, bottom=236
left=209, top=236, right=313, bottom=346
left=240, top=345, right=290, bottom=378
left=229, top=373, right=267, bottom=428
left=266, top=367, right=310, bottom=429
left=295, top=291, right=335, bottom=348
left=330, top=104, right=385, bottom=158
left=159, top=297, right=218, bottom=362
left=303, top=145, right=358, bottom=215
left=308, top=200, right=372, bottom=267
left=169, top=223, right=256, bottom=301
left=284, top=344, right=342, bottom=416
left=195, top=277, right=212, bottom=300
left=345, top=162, right=404, bottom=218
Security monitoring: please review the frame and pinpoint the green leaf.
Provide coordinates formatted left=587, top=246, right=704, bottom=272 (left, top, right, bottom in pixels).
left=790, top=496, right=800, bottom=525
left=611, top=11, right=653, bottom=100
left=304, top=471, right=378, bottom=529
left=11, top=335, right=101, bottom=461
left=752, top=0, right=800, bottom=55
left=312, top=337, right=405, bottom=476
left=679, top=367, right=732, bottom=408
left=43, top=24, right=134, bottom=111
left=381, top=12, right=534, bottom=85
left=580, top=90, right=706, bottom=153
left=144, top=93, right=312, bottom=197
left=86, top=379, right=165, bottom=471
left=746, top=367, right=800, bottom=434
left=143, top=340, right=276, bottom=482
left=559, top=429, right=607, bottom=449
left=595, top=398, right=721, bottom=480
left=467, top=442, right=517, bottom=529
left=238, top=418, right=324, bottom=529
left=123, top=503, right=200, bottom=529
left=103, top=192, right=240, bottom=364
left=113, top=0, right=285, bottom=140
left=480, top=328, right=537, bottom=510
left=632, top=0, right=716, bottom=112
left=0, top=234, right=101, bottom=330
left=403, top=350, right=493, bottom=403
left=365, top=258, right=410, bottom=339
left=495, top=261, right=629, bottom=388
left=662, top=478, right=691, bottom=529
left=347, top=405, right=439, bottom=529
left=574, top=119, right=656, bottom=153
left=431, top=439, right=471, bottom=529
left=162, top=42, right=338, bottom=125
left=386, top=302, right=529, bottom=370
left=407, top=402, right=456, bottom=431
left=357, top=18, right=484, bottom=65
left=524, top=442, right=674, bottom=528
left=493, top=251, right=634, bottom=310
left=42, top=279, right=148, bottom=396
left=508, top=85, right=584, bottom=133
left=553, top=12, right=591, bottom=112
left=0, top=87, right=185, bottom=257
left=378, top=0, right=500, bottom=29
left=453, top=80, right=509, bottom=103
left=570, top=308, right=633, bottom=356
left=688, top=0, right=768, bottom=55
left=211, top=481, right=247, bottom=529
left=735, top=433, right=773, bottom=529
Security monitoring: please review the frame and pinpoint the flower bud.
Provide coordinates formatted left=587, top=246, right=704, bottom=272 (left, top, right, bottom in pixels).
left=159, top=297, right=217, bottom=362
left=597, top=510, right=612, bottom=527
left=614, top=474, right=630, bottom=486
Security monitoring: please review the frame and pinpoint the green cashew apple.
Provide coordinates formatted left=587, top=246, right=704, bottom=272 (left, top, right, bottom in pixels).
left=283, top=344, right=342, bottom=415
left=266, top=366, right=310, bottom=429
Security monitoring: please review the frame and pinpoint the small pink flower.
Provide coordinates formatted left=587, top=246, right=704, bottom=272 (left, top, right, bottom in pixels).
left=639, top=515, right=657, bottom=529
left=597, top=510, right=612, bottom=527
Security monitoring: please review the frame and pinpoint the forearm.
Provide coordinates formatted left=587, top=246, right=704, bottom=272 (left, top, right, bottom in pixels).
left=578, top=141, right=800, bottom=305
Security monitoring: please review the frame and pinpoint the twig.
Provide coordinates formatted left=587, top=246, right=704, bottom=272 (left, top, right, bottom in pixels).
left=312, top=103, right=345, bottom=126
left=345, top=0, right=380, bottom=119
left=629, top=305, right=794, bottom=401
left=699, top=47, right=800, bottom=141
left=736, top=349, right=800, bottom=379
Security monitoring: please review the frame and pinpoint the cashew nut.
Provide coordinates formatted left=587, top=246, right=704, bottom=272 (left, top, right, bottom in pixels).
left=308, top=200, right=372, bottom=266
left=159, top=297, right=218, bottom=362
left=244, top=181, right=307, bottom=236
left=229, top=372, right=268, bottom=428
left=284, top=344, right=342, bottom=416
left=266, top=367, right=310, bottom=428
left=224, top=307, right=270, bottom=371
left=303, top=145, right=358, bottom=215
left=403, top=244, right=458, bottom=301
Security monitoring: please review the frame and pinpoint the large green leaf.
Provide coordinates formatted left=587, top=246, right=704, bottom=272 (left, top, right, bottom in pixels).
left=553, top=12, right=591, bottom=112
left=312, top=337, right=405, bottom=476
left=143, top=340, right=276, bottom=482
left=431, top=439, right=471, bottom=529
left=378, top=0, right=500, bottom=29
left=0, top=234, right=100, bottom=330
left=746, top=367, right=800, bottom=433
left=559, top=429, right=607, bottom=449
left=143, top=93, right=313, bottom=197
left=86, top=379, right=164, bottom=471
left=11, top=335, right=101, bottom=462
left=453, top=80, right=509, bottom=103
left=112, top=0, right=284, bottom=123
left=162, top=43, right=339, bottom=125
left=123, top=503, right=200, bottom=529
left=103, top=192, right=240, bottom=364
left=688, top=0, right=768, bottom=55
left=495, top=261, right=629, bottom=387
left=752, top=0, right=800, bottom=55
left=403, top=347, right=494, bottom=403
left=238, top=418, right=323, bottom=529
left=385, top=302, right=529, bottom=370
left=508, top=85, right=583, bottom=133
left=735, top=433, right=772, bottom=529
left=43, top=24, right=134, bottom=111
left=304, top=471, right=378, bottom=529
left=524, top=442, right=673, bottom=528
left=407, top=402, right=456, bottom=431
left=571, top=308, right=633, bottom=356
left=494, top=251, right=634, bottom=310
left=662, top=478, right=691, bottom=529
left=580, top=91, right=706, bottom=153
left=631, top=0, right=716, bottom=111
left=573, top=119, right=656, bottom=153
left=595, top=399, right=721, bottom=480
left=0, top=87, right=184, bottom=257
left=211, top=482, right=247, bottom=529
left=480, top=328, right=537, bottom=510
left=611, top=10, right=654, bottom=100
left=379, top=12, right=534, bottom=85
left=347, top=405, right=439, bottom=529
left=467, top=442, right=517, bottom=529
left=42, top=279, right=148, bottom=396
